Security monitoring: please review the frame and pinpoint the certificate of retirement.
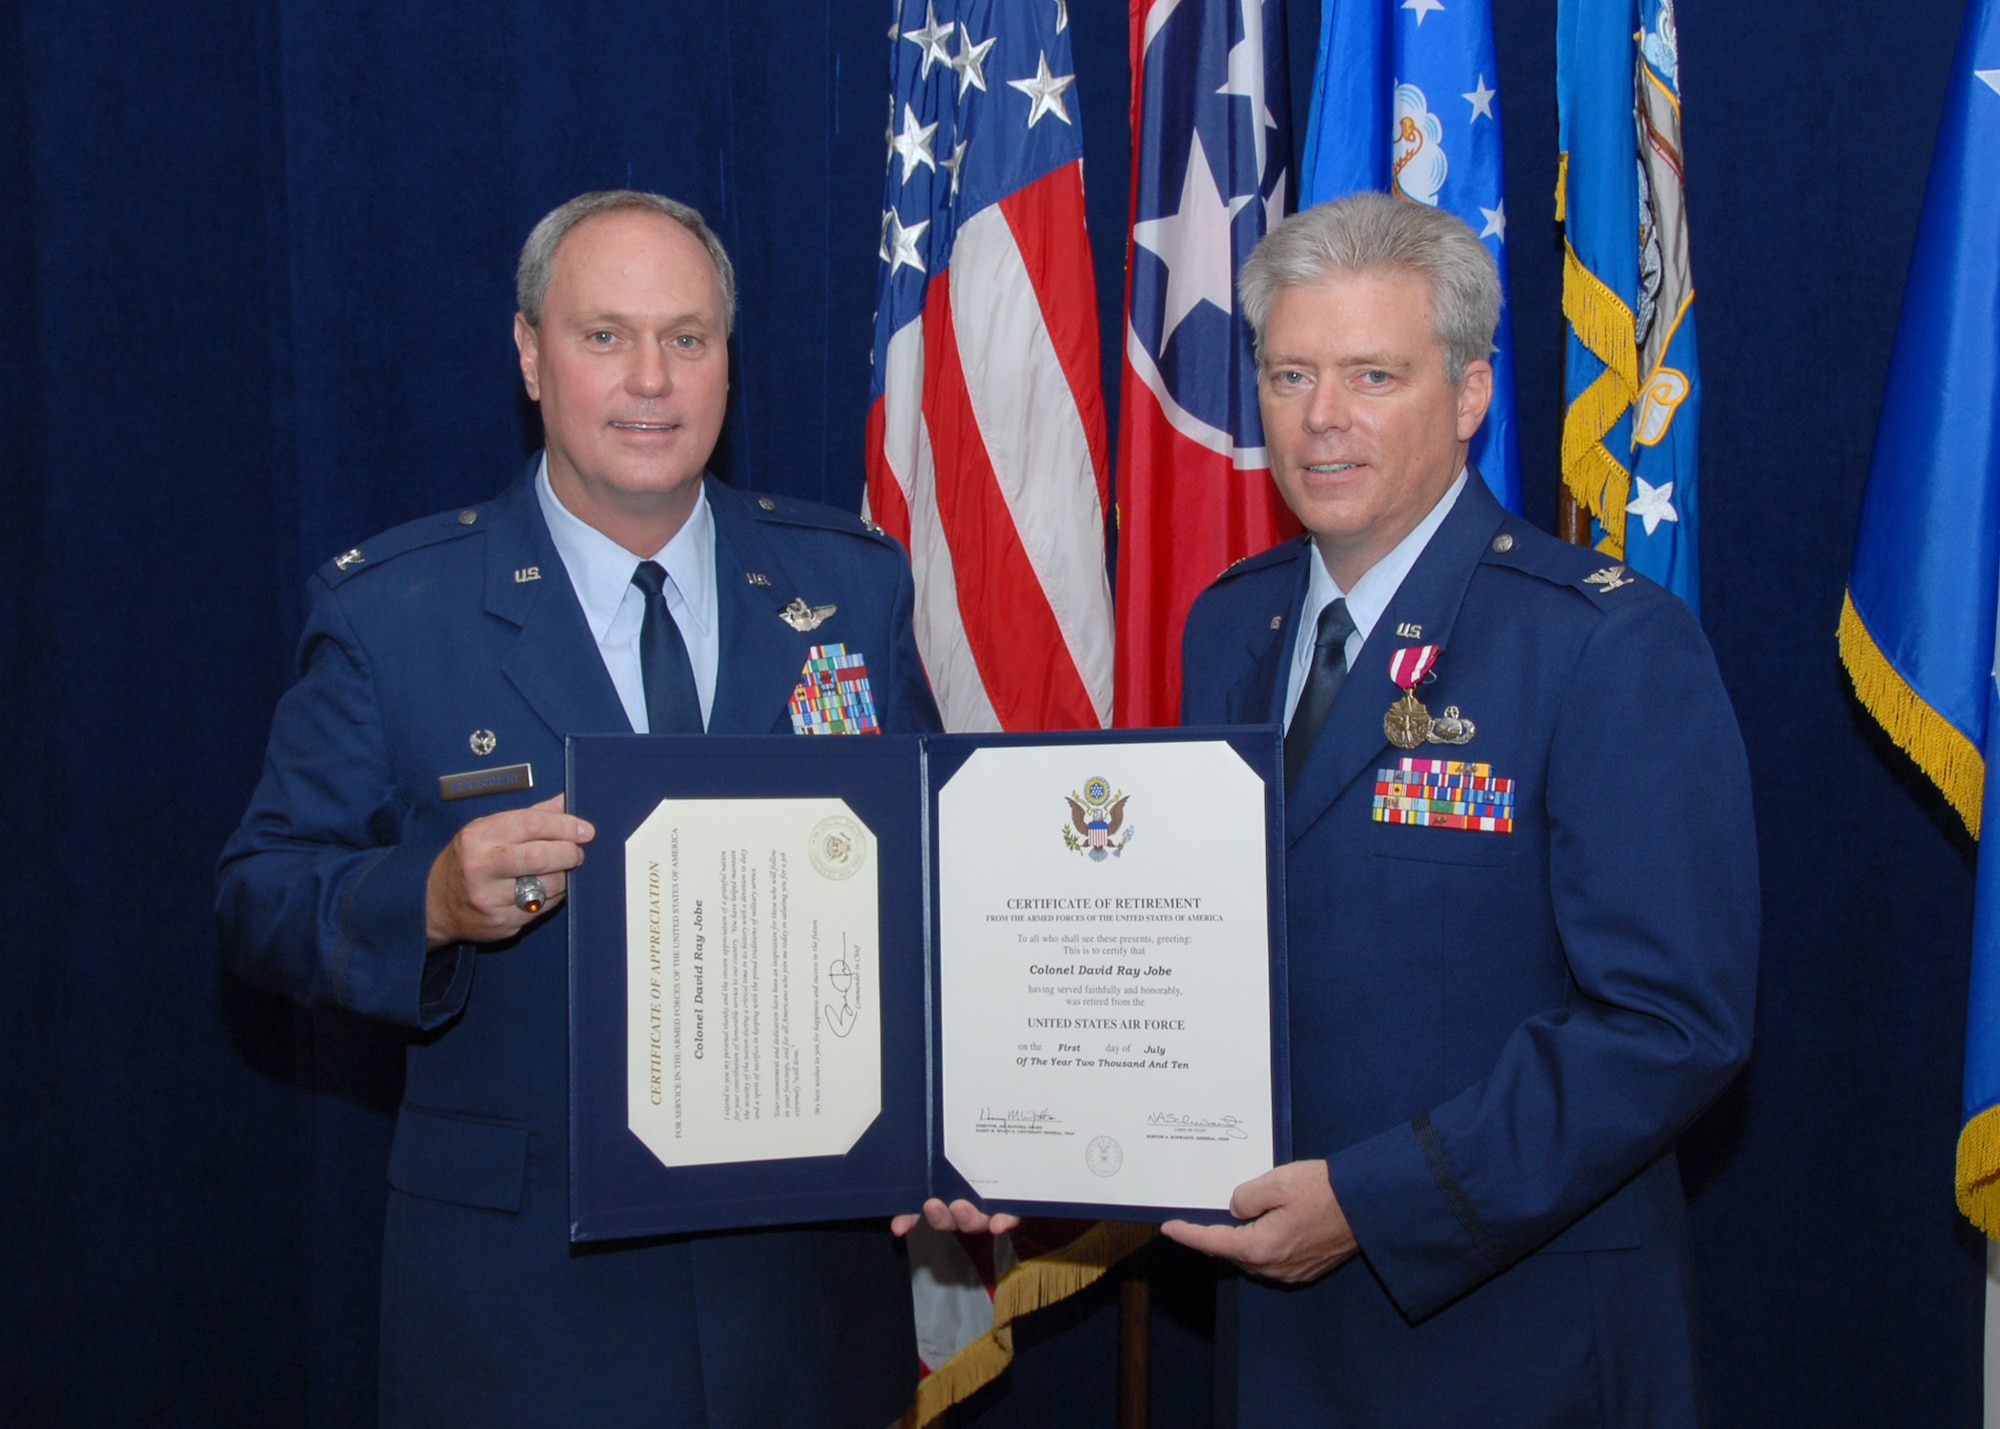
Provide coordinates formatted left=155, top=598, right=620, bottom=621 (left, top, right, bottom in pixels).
left=937, top=741, right=1275, bottom=1210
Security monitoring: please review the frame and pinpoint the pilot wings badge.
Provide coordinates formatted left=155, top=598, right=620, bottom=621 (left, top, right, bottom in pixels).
left=1063, top=775, right=1134, bottom=861
left=779, top=597, right=838, bottom=632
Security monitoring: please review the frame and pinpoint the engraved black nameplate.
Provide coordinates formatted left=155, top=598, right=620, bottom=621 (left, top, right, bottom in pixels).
left=438, top=762, right=534, bottom=802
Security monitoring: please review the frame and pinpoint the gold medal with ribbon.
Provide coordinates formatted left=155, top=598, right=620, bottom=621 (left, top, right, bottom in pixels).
left=1384, top=644, right=1441, bottom=750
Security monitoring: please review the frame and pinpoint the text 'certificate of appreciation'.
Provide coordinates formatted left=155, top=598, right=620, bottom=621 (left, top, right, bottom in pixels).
left=623, top=798, right=881, bottom=1168
left=938, top=741, right=1274, bottom=1211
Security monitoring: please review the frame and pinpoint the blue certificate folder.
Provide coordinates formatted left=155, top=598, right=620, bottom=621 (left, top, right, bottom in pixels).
left=566, top=726, right=1289, bottom=1242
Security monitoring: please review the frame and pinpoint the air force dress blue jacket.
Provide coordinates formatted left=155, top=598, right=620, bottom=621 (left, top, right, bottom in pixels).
left=1181, top=475, right=1758, bottom=1427
left=218, top=468, right=940, bottom=1428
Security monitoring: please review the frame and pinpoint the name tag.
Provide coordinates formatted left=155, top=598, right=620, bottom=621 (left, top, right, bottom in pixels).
left=438, top=762, right=534, bottom=802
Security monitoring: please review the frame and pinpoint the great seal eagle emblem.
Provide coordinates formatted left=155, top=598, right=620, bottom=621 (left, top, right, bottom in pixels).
left=1063, top=776, right=1134, bottom=861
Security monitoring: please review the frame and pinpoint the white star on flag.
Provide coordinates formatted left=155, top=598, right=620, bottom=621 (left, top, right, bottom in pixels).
left=903, top=2, right=955, bottom=78
left=883, top=209, right=930, bottom=276
left=892, top=105, right=939, bottom=183
left=1479, top=202, right=1506, bottom=241
left=1625, top=476, right=1680, bottom=535
left=1978, top=69, right=2000, bottom=96
left=1463, top=74, right=1496, bottom=122
left=941, top=137, right=969, bottom=198
left=1402, top=0, right=1445, bottom=24
left=1130, top=131, right=1251, bottom=351
left=1216, top=0, right=1277, bottom=180
left=951, top=24, right=996, bottom=98
left=1008, top=52, right=1077, bottom=128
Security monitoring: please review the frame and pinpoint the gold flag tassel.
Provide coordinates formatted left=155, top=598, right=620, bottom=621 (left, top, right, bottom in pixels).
left=900, top=1222, right=1157, bottom=1428
left=1558, top=235, right=1641, bottom=557
left=1836, top=590, right=1983, bottom=837
left=1958, top=1109, right=2000, bottom=1238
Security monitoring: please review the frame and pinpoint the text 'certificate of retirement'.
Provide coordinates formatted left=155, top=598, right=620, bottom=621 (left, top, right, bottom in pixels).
left=938, top=742, right=1274, bottom=1211
left=624, top=798, right=882, bottom=1168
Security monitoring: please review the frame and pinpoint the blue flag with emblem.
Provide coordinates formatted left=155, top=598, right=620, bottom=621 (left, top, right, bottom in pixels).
left=1299, top=0, right=1520, bottom=514
left=1556, top=0, right=1700, bottom=613
left=1838, top=0, right=2000, bottom=1235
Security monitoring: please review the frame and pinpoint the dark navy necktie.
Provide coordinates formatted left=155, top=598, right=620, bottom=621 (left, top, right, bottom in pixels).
left=630, top=560, right=704, bottom=735
left=1284, top=597, right=1355, bottom=787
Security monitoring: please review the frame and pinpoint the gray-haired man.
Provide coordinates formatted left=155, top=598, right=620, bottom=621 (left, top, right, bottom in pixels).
left=1165, top=192, right=1757, bottom=1425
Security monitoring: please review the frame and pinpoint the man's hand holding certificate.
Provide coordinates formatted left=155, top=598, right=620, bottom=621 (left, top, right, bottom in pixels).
left=566, top=729, right=1288, bottom=1239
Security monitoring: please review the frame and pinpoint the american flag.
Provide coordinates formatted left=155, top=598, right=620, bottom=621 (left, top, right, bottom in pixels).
left=866, top=0, right=1121, bottom=1411
left=1113, top=0, right=1299, bottom=728
left=865, top=0, right=1114, bottom=733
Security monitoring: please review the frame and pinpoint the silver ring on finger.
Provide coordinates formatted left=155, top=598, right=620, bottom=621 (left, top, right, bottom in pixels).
left=513, top=874, right=548, bottom=914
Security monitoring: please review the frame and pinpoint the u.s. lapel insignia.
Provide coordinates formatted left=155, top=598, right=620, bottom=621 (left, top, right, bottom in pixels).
left=1425, top=706, right=1476, bottom=745
left=1384, top=644, right=1441, bottom=750
left=779, top=597, right=838, bottom=632
left=746, top=571, right=772, bottom=587
left=513, top=566, right=540, bottom=583
left=1585, top=564, right=1634, bottom=593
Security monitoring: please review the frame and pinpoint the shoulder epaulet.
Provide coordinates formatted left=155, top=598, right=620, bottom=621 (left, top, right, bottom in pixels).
left=1479, top=520, right=1653, bottom=603
left=317, top=502, right=490, bottom=586
left=748, top=492, right=900, bottom=547
left=1212, top=535, right=1309, bottom=585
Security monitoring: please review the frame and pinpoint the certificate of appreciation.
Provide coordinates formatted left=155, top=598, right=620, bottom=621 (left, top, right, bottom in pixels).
left=936, top=741, right=1276, bottom=1213
left=623, top=798, right=881, bottom=1168
left=566, top=728, right=1286, bottom=1239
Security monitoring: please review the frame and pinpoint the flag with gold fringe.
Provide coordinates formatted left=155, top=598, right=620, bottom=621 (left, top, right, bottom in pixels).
left=899, top=1220, right=1155, bottom=1427
left=1838, top=0, right=2000, bottom=1235
left=1556, top=0, right=1701, bottom=612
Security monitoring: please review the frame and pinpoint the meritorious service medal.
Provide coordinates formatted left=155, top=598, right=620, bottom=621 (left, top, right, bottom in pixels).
left=1384, top=644, right=1442, bottom=750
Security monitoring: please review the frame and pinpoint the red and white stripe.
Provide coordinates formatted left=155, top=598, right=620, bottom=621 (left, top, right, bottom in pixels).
left=1388, top=644, right=1442, bottom=690
left=866, top=162, right=1113, bottom=733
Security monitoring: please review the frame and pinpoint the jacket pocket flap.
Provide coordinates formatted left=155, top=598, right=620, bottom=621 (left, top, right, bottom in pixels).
left=388, top=1104, right=527, bottom=1213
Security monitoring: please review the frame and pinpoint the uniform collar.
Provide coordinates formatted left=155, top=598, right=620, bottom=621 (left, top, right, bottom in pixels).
left=534, top=454, right=716, bottom=644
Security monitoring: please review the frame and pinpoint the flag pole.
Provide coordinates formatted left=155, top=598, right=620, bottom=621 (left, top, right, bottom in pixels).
left=1116, top=1245, right=1151, bottom=1428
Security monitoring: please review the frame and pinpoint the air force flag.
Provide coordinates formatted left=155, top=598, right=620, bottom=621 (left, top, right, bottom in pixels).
left=1300, top=0, right=1521, bottom=513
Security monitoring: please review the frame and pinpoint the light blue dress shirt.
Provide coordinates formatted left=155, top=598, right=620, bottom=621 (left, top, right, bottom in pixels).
left=535, top=457, right=719, bottom=732
left=1283, top=469, right=1468, bottom=730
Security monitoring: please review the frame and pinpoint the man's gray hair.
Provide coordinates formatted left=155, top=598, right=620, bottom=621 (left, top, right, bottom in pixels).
left=1238, top=192, right=1501, bottom=384
left=516, top=190, right=737, bottom=334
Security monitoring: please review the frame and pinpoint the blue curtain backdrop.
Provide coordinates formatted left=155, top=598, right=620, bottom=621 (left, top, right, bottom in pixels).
left=0, top=0, right=1983, bottom=1424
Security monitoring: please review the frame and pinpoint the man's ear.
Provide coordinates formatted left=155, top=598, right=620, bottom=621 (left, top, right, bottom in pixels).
left=513, top=313, right=541, bottom=401
left=1455, top=359, right=1494, bottom=442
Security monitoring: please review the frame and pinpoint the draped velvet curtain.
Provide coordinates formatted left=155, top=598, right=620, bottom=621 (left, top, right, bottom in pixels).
left=1, top=0, right=1982, bottom=1422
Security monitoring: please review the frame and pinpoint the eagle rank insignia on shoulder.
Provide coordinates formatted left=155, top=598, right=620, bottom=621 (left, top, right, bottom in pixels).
left=779, top=597, right=837, bottom=632
left=1585, top=564, right=1635, bottom=593
left=1063, top=776, right=1134, bottom=861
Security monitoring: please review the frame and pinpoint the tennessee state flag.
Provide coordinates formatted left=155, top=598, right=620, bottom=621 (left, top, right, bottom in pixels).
left=1113, top=0, right=1300, bottom=728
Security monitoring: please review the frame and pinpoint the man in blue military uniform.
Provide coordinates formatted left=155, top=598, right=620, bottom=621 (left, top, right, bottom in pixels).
left=1163, top=193, right=1758, bottom=1423
left=218, top=191, right=938, bottom=1426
